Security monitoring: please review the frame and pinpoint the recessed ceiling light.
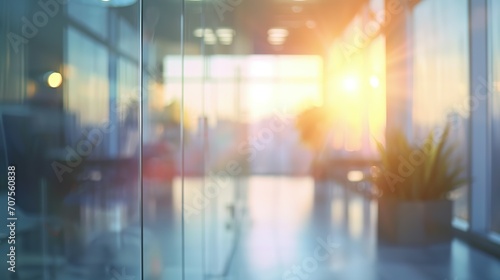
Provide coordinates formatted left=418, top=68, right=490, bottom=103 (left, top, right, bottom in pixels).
left=268, top=36, right=285, bottom=45
left=268, top=35, right=285, bottom=41
left=194, top=28, right=206, bottom=37
left=193, top=28, right=214, bottom=38
left=204, top=35, right=217, bottom=45
left=194, top=28, right=203, bottom=37
left=268, top=28, right=289, bottom=38
left=216, top=28, right=235, bottom=38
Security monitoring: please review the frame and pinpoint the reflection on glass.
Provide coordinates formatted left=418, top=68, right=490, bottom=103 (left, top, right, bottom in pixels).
left=142, top=0, right=184, bottom=278
left=0, top=1, right=142, bottom=279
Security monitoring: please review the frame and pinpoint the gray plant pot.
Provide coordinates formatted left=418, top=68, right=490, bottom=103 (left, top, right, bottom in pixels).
left=377, top=198, right=453, bottom=246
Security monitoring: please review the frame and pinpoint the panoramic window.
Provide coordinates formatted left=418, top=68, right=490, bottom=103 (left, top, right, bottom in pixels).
left=412, top=0, right=469, bottom=221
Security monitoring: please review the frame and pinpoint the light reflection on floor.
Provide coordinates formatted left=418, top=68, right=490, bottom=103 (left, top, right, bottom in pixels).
left=42, top=176, right=500, bottom=280
left=247, top=177, right=315, bottom=271
left=227, top=176, right=500, bottom=280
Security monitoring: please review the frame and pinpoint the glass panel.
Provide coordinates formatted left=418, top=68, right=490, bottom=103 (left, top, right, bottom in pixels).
left=488, top=0, right=500, bottom=234
left=68, top=2, right=108, bottom=40
left=183, top=4, right=206, bottom=278
left=200, top=39, right=244, bottom=280
left=0, top=1, right=142, bottom=279
left=142, top=0, right=184, bottom=278
left=200, top=4, right=330, bottom=279
left=66, top=27, right=109, bottom=126
left=412, top=0, right=469, bottom=221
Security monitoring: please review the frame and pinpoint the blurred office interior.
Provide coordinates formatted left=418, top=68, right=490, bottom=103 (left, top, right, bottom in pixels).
left=0, top=0, right=500, bottom=279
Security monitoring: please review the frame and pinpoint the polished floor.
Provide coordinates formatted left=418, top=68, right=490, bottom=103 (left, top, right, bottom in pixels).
left=19, top=176, right=500, bottom=279
left=150, top=176, right=500, bottom=279
left=224, top=177, right=500, bottom=280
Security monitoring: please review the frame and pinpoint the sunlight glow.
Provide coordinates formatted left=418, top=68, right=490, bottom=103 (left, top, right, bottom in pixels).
left=343, top=76, right=360, bottom=92
left=325, top=31, right=386, bottom=156
left=369, top=75, right=380, bottom=88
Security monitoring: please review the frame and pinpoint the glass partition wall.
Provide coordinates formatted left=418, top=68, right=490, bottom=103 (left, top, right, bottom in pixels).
left=0, top=1, right=144, bottom=279
left=0, top=0, right=327, bottom=277
left=0, top=0, right=250, bottom=279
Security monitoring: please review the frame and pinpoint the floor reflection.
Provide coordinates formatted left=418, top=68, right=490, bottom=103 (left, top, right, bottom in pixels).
left=229, top=176, right=500, bottom=280
left=11, top=176, right=498, bottom=280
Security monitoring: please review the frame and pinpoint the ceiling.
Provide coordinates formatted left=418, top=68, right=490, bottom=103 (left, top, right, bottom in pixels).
left=9, top=0, right=369, bottom=80
left=233, top=0, right=368, bottom=54
left=145, top=0, right=369, bottom=55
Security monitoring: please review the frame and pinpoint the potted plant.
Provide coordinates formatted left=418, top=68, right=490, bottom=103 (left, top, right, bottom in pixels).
left=372, top=124, right=468, bottom=245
